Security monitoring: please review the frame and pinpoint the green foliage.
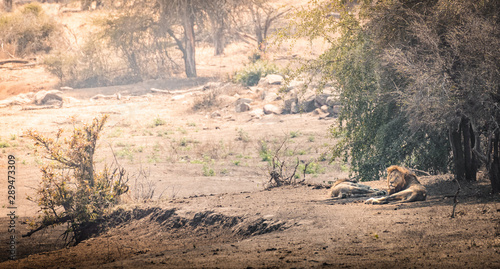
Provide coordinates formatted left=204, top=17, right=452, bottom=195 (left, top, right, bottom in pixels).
left=202, top=164, right=216, bottom=177
left=299, top=162, right=325, bottom=176
left=259, top=140, right=273, bottom=162
left=280, top=0, right=450, bottom=180
left=0, top=3, right=61, bottom=56
left=25, top=116, right=128, bottom=244
left=234, top=60, right=280, bottom=86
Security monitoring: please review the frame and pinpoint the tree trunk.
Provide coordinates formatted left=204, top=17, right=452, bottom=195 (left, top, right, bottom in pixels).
left=449, top=119, right=466, bottom=181
left=213, top=22, right=225, bottom=56
left=489, top=132, right=500, bottom=194
left=461, top=117, right=477, bottom=181
left=182, top=0, right=197, bottom=78
left=4, top=0, right=12, bottom=12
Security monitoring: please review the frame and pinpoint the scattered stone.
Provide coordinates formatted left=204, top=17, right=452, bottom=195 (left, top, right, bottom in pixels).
left=321, top=105, right=329, bottom=113
left=299, top=93, right=317, bottom=112
left=236, top=98, right=253, bottom=105
left=235, top=102, right=251, bottom=113
left=258, top=74, right=284, bottom=86
left=249, top=108, right=265, bottom=118
left=287, top=80, right=305, bottom=91
left=263, top=104, right=282, bottom=115
left=291, top=102, right=299, bottom=114
left=262, top=91, right=280, bottom=102
left=60, top=86, right=73, bottom=91
left=315, top=94, right=330, bottom=107
left=211, top=111, right=222, bottom=118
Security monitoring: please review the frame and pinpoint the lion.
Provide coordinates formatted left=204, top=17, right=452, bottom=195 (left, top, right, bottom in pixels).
left=329, top=179, right=387, bottom=199
left=365, top=165, right=427, bottom=204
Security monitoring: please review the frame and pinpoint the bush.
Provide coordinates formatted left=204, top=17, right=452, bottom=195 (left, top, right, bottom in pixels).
left=24, top=115, right=129, bottom=244
left=234, top=60, right=280, bottom=86
left=0, top=3, right=61, bottom=57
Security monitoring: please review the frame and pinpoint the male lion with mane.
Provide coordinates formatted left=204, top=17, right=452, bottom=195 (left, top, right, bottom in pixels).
left=365, top=165, right=427, bottom=204
left=329, top=179, right=386, bottom=199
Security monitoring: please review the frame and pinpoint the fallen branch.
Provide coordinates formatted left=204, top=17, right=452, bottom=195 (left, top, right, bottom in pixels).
left=0, top=59, right=30, bottom=65
left=411, top=169, right=431, bottom=176
left=23, top=215, right=72, bottom=238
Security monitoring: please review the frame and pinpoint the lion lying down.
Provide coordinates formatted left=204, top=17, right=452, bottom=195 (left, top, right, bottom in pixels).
left=365, top=165, right=427, bottom=204
left=329, top=179, right=387, bottom=199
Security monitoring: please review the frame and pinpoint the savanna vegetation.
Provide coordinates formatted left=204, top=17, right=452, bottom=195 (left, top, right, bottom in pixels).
left=278, top=0, right=500, bottom=194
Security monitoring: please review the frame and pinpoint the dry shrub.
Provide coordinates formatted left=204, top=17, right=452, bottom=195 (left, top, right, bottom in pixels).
left=0, top=3, right=62, bottom=57
left=192, top=88, right=222, bottom=111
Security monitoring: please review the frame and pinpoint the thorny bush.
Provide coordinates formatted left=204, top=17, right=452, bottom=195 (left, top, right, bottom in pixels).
left=24, top=115, right=129, bottom=244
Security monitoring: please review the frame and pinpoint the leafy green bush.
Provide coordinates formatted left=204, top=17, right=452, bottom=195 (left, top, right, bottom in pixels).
left=0, top=3, right=61, bottom=56
left=234, top=60, right=280, bottom=86
left=24, top=115, right=129, bottom=244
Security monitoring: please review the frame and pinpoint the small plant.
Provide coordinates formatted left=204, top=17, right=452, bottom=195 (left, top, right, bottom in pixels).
left=237, top=128, right=250, bottom=142
left=202, top=164, right=216, bottom=177
left=308, top=136, right=315, bottom=142
left=24, top=115, right=128, bottom=244
left=290, top=131, right=301, bottom=138
left=153, top=116, right=166, bottom=127
left=259, top=140, right=273, bottom=162
left=192, top=89, right=221, bottom=111
left=0, top=141, right=11, bottom=148
left=234, top=60, right=280, bottom=86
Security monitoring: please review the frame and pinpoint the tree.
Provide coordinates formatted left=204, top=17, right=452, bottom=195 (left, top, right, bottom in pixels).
left=277, top=0, right=449, bottom=181
left=247, top=0, right=289, bottom=52
left=24, top=116, right=129, bottom=244
left=158, top=0, right=201, bottom=78
left=3, top=0, right=12, bottom=12
left=369, top=0, right=500, bottom=190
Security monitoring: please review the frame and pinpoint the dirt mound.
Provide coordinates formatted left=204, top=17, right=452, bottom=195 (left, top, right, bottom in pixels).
left=105, top=207, right=289, bottom=239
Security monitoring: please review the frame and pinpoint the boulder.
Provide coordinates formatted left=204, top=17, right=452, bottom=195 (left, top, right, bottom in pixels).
left=299, top=93, right=317, bottom=112
left=315, top=94, right=330, bottom=107
left=262, top=91, right=279, bottom=102
left=263, top=104, right=282, bottom=115
left=249, top=108, right=265, bottom=118
left=34, top=90, right=63, bottom=105
left=235, top=102, right=251, bottom=113
left=235, top=98, right=253, bottom=105
left=259, top=74, right=284, bottom=86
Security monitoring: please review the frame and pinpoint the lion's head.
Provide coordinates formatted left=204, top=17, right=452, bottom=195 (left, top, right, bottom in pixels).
left=386, top=165, right=416, bottom=195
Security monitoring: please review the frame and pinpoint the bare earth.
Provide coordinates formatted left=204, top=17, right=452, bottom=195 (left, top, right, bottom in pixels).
left=0, top=75, right=498, bottom=268
left=0, top=3, right=499, bottom=266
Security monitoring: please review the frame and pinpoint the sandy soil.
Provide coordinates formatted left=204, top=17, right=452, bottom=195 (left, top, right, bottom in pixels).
left=0, top=79, right=498, bottom=268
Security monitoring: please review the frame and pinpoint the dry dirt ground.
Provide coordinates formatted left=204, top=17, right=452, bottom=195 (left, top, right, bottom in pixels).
left=1, top=3, right=500, bottom=268
left=0, top=75, right=499, bottom=268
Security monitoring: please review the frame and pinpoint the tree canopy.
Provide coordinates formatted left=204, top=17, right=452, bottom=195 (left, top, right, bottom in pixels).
left=280, top=0, right=500, bottom=191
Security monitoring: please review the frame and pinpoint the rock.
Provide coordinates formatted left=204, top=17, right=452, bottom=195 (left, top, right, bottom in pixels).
left=211, top=111, right=222, bottom=118
left=235, top=102, right=251, bottom=113
left=321, top=105, right=329, bottom=113
left=326, top=96, right=339, bottom=107
left=283, top=98, right=298, bottom=113
left=249, top=108, right=265, bottom=118
left=34, top=90, right=63, bottom=105
left=299, top=93, right=317, bottom=112
left=249, top=86, right=264, bottom=93
left=315, top=94, right=330, bottom=107
left=291, top=102, right=299, bottom=114
left=235, top=98, right=253, bottom=105
left=171, top=95, right=185, bottom=101
left=287, top=80, right=305, bottom=91
left=263, top=104, right=282, bottom=115
left=60, top=86, right=73, bottom=91
left=262, top=91, right=279, bottom=102
left=258, top=74, right=284, bottom=86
